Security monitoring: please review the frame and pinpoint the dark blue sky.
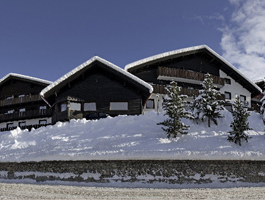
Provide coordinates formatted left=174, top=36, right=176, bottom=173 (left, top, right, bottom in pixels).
left=0, top=0, right=234, bottom=81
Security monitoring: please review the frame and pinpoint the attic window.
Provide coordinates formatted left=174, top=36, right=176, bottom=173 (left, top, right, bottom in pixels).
left=110, top=102, right=128, bottom=111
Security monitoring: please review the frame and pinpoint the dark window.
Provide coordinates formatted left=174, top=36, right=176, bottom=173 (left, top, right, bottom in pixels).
left=225, top=92, right=231, bottom=100
left=39, top=120, right=47, bottom=125
left=19, top=121, right=26, bottom=127
left=146, top=99, right=155, bottom=109
left=240, top=95, right=246, bottom=102
left=6, top=123, right=14, bottom=129
left=225, top=78, right=231, bottom=84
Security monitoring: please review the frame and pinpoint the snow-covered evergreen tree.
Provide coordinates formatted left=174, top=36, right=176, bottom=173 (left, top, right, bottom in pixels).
left=260, top=89, right=265, bottom=124
left=158, top=81, right=193, bottom=138
left=190, top=73, right=224, bottom=127
left=228, top=95, right=251, bottom=146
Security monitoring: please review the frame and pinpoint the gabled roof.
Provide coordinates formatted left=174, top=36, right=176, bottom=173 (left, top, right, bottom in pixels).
left=125, top=45, right=262, bottom=96
left=0, top=73, right=52, bottom=86
left=40, top=56, right=153, bottom=97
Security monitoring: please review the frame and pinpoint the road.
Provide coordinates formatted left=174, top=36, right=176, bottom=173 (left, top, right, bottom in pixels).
left=1, top=183, right=265, bottom=199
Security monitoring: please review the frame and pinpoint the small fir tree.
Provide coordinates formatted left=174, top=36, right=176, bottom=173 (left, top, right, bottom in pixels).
left=157, top=81, right=193, bottom=138
left=228, top=96, right=251, bottom=146
left=190, top=73, right=224, bottom=127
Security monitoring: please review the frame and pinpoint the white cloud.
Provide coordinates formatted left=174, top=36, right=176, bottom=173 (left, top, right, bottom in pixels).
left=220, top=0, right=265, bottom=81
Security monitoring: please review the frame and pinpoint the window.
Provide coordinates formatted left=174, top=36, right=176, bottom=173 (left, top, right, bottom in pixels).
left=225, top=78, right=231, bottom=85
left=110, top=102, right=128, bottom=111
left=6, top=96, right=13, bottom=100
left=7, top=110, right=14, bottom=114
left=225, top=92, right=231, bottom=100
left=19, top=121, right=26, bottom=127
left=39, top=106, right=47, bottom=114
left=19, top=108, right=26, bottom=117
left=40, top=106, right=46, bottom=110
left=60, top=103, right=67, bottom=112
left=39, top=120, right=47, bottom=125
left=240, top=95, right=246, bottom=102
left=84, top=102, right=97, bottom=111
left=6, top=123, right=14, bottom=129
left=146, top=99, right=155, bottom=109
left=19, top=108, right=26, bottom=112
left=70, top=102, right=81, bottom=111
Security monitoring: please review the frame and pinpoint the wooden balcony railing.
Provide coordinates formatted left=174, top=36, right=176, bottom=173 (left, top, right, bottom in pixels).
left=0, top=94, right=42, bottom=107
left=0, top=109, right=52, bottom=122
left=152, top=84, right=225, bottom=100
left=157, top=67, right=225, bottom=86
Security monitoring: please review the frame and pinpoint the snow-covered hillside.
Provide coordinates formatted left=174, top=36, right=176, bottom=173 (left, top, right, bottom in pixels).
left=0, top=110, right=264, bottom=162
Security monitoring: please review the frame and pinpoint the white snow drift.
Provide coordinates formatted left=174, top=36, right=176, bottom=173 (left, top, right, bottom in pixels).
left=0, top=110, right=264, bottom=162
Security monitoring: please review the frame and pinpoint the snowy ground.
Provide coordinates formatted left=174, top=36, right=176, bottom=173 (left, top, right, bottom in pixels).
left=0, top=110, right=264, bottom=162
left=1, top=182, right=265, bottom=199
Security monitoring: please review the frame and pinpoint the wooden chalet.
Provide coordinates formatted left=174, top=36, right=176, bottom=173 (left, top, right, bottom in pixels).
left=0, top=73, right=52, bottom=131
left=125, top=45, right=262, bottom=112
left=40, top=56, right=153, bottom=124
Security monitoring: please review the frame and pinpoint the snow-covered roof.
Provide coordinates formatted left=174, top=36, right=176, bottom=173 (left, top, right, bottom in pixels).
left=125, top=45, right=262, bottom=94
left=41, top=56, right=153, bottom=97
left=0, top=73, right=52, bottom=86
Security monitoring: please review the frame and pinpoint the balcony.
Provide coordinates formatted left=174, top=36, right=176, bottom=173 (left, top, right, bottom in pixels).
left=0, top=94, right=42, bottom=107
left=152, top=84, right=225, bottom=100
left=152, top=84, right=199, bottom=96
left=0, top=109, right=52, bottom=122
left=157, top=67, right=225, bottom=87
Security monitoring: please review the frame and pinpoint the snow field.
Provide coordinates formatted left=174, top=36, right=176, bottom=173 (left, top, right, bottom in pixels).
left=0, top=110, right=264, bottom=162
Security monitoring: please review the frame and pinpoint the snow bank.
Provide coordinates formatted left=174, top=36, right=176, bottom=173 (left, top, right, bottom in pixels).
left=0, top=110, right=264, bottom=162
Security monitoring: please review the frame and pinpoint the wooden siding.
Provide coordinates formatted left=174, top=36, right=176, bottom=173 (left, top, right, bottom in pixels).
left=50, top=65, right=144, bottom=122
left=158, top=67, right=225, bottom=86
left=129, top=54, right=221, bottom=84
left=0, top=79, right=47, bottom=100
left=0, top=94, right=42, bottom=106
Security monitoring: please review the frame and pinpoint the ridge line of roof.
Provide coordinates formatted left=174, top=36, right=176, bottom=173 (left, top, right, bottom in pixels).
left=0, top=73, right=52, bottom=85
left=40, top=56, right=153, bottom=96
left=124, top=45, right=207, bottom=70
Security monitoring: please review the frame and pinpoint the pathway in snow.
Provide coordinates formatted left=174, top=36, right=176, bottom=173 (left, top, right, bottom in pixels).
left=1, top=183, right=265, bottom=199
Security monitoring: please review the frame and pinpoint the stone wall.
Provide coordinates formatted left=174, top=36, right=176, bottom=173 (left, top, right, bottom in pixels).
left=0, top=160, right=265, bottom=185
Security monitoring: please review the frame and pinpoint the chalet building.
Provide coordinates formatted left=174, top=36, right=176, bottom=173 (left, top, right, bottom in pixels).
left=40, top=56, right=153, bottom=124
left=125, top=45, right=262, bottom=112
left=0, top=73, right=52, bottom=131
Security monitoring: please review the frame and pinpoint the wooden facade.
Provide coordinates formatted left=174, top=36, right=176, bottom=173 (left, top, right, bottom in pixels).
left=0, top=74, right=52, bottom=130
left=41, top=57, right=152, bottom=123
left=126, top=46, right=261, bottom=100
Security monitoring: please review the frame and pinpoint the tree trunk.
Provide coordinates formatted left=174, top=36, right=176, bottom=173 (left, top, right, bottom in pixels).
left=208, top=117, right=210, bottom=127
